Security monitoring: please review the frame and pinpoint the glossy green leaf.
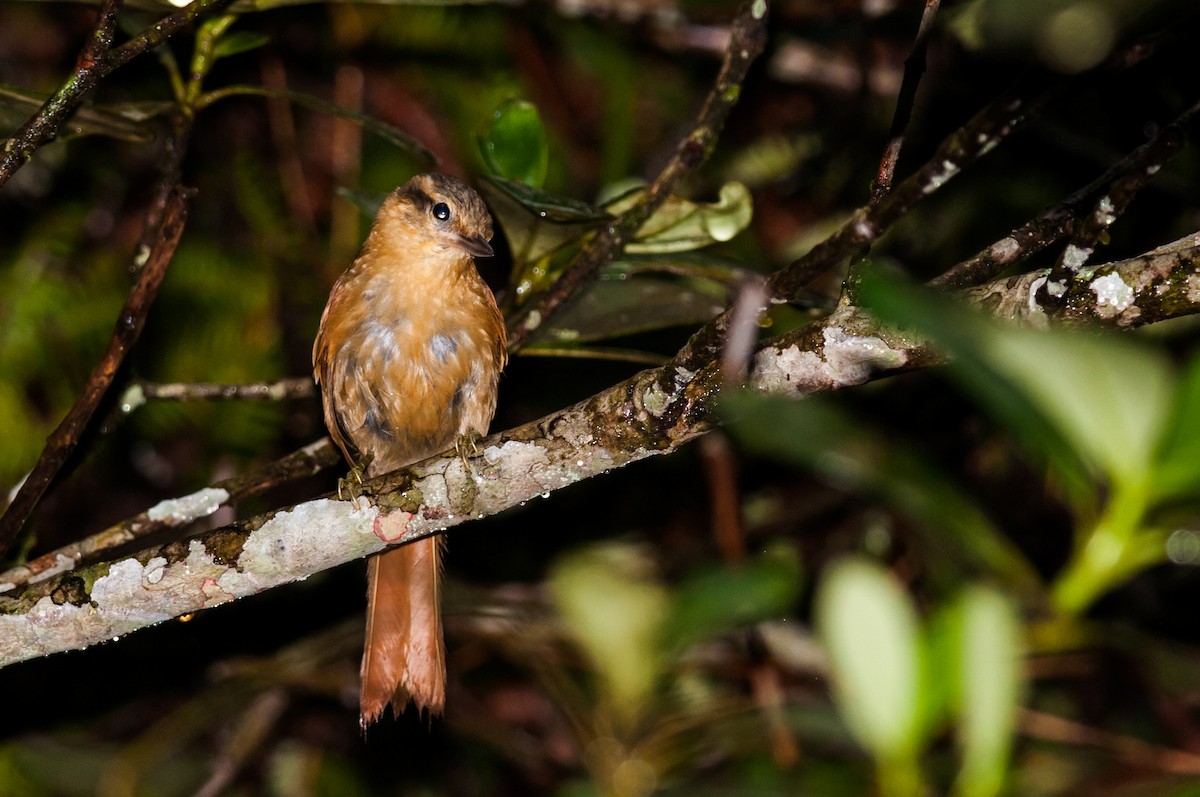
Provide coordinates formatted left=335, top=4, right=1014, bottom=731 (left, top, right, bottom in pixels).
left=548, top=543, right=669, bottom=721
left=479, top=176, right=609, bottom=283
left=665, top=543, right=803, bottom=652
left=531, top=272, right=728, bottom=345
left=478, top=98, right=549, bottom=188
left=213, top=31, right=270, bottom=59
left=604, top=181, right=754, bottom=254
left=816, top=558, right=925, bottom=760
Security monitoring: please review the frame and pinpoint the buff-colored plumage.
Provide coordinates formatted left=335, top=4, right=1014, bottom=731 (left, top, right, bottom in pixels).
left=313, top=173, right=507, bottom=728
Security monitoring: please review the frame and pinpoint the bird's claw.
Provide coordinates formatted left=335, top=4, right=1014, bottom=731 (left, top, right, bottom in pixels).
left=337, top=452, right=375, bottom=502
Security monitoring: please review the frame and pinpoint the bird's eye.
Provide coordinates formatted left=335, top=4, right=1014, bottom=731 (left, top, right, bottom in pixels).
left=433, top=202, right=451, bottom=221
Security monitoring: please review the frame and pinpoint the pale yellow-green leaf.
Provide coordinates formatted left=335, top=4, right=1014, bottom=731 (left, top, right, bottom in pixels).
left=549, top=544, right=670, bottom=723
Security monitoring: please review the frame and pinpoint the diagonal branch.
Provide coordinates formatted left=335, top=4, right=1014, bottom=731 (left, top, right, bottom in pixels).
left=0, top=188, right=191, bottom=558
left=932, top=101, right=1200, bottom=291
left=870, top=0, right=941, bottom=205
left=505, top=0, right=770, bottom=352
left=0, top=439, right=341, bottom=596
left=0, top=0, right=236, bottom=188
left=3, top=234, right=1199, bottom=669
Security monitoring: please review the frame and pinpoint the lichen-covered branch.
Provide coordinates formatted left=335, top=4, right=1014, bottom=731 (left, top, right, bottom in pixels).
left=935, top=101, right=1200, bottom=292
left=0, top=439, right=341, bottom=596
left=3, top=233, right=1199, bottom=669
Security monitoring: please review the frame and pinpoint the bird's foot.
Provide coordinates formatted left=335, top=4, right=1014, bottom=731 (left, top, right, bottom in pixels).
left=337, top=451, right=375, bottom=503
left=454, top=431, right=483, bottom=466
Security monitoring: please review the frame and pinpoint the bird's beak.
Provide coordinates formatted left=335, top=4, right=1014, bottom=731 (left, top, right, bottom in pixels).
left=453, top=234, right=495, bottom=259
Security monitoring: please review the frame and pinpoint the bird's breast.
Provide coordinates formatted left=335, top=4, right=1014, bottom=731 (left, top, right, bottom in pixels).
left=323, top=267, right=502, bottom=471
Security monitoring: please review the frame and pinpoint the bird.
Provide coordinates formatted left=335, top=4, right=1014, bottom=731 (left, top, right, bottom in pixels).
left=312, top=172, right=507, bottom=728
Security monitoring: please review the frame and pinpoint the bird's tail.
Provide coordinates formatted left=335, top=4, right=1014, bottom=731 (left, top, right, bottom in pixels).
left=360, top=536, right=445, bottom=729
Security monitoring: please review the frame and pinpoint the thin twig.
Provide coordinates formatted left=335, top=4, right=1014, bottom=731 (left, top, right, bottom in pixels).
left=932, top=102, right=1200, bottom=291
left=121, top=377, right=316, bottom=408
left=1036, top=101, right=1200, bottom=305
left=668, top=74, right=1057, bottom=379
left=1019, top=708, right=1200, bottom=775
left=870, top=0, right=940, bottom=205
left=0, top=0, right=236, bottom=188
left=0, top=189, right=191, bottom=559
left=505, top=0, right=770, bottom=353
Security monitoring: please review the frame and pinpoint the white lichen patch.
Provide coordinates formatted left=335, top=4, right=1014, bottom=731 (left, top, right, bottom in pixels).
left=239, top=498, right=381, bottom=582
left=1062, top=244, right=1092, bottom=272
left=146, top=487, right=230, bottom=523
left=642, top=382, right=675, bottom=416
left=1090, top=272, right=1135, bottom=318
left=822, top=327, right=907, bottom=387
left=1187, top=273, right=1200, bottom=304
left=1095, top=196, right=1116, bottom=227
left=751, top=344, right=824, bottom=395
left=1028, top=276, right=1048, bottom=314
left=923, top=160, right=960, bottom=194
left=143, top=556, right=168, bottom=585
left=990, top=236, right=1020, bottom=263
left=1047, top=280, right=1067, bottom=297
left=750, top=329, right=907, bottom=396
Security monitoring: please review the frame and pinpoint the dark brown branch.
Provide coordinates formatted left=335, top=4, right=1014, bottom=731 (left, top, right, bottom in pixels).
left=1036, top=102, right=1200, bottom=306
left=668, top=74, right=1057, bottom=379
left=77, top=0, right=123, bottom=73
left=0, top=0, right=236, bottom=188
left=0, top=189, right=191, bottom=559
left=869, top=0, right=940, bottom=205
left=505, top=0, right=769, bottom=352
left=932, top=102, right=1200, bottom=291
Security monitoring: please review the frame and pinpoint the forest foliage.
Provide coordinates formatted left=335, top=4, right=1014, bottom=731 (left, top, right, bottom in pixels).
left=3, top=0, right=1200, bottom=795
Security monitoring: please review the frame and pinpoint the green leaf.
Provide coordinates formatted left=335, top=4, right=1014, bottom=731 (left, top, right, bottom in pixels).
left=860, top=269, right=1173, bottom=498
left=479, top=176, right=609, bottom=281
left=478, top=98, right=549, bottom=188
left=531, top=272, right=728, bottom=345
left=604, top=181, right=754, bottom=254
left=548, top=543, right=669, bottom=722
left=213, top=31, right=270, bottom=59
left=979, top=323, right=1172, bottom=493
left=816, top=558, right=926, bottom=761
left=723, top=391, right=1040, bottom=593
left=0, top=85, right=160, bottom=143
left=664, top=543, right=803, bottom=652
left=1152, top=352, right=1200, bottom=502
left=197, top=85, right=436, bottom=165
left=334, top=187, right=385, bottom=219
left=943, top=587, right=1023, bottom=797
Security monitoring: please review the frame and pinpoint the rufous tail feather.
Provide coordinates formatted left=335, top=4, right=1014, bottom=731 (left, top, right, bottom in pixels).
left=360, top=537, right=445, bottom=729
